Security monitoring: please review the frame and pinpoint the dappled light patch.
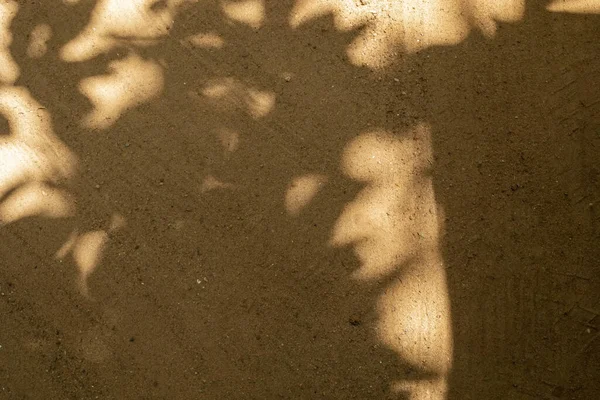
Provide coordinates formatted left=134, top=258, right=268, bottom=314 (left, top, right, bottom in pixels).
left=60, top=0, right=180, bottom=62
left=462, top=0, right=525, bottom=37
left=289, top=0, right=467, bottom=67
left=547, top=0, right=600, bottom=14
left=200, top=174, right=235, bottom=193
left=54, top=214, right=125, bottom=295
left=380, top=265, right=453, bottom=397
left=221, top=0, right=266, bottom=29
left=199, top=78, right=276, bottom=118
left=217, top=127, right=240, bottom=153
left=201, top=77, right=235, bottom=99
left=332, top=125, right=438, bottom=280
left=78, top=53, right=164, bottom=129
left=0, top=0, right=19, bottom=84
left=285, top=174, right=328, bottom=216
left=184, top=32, right=226, bottom=49
left=73, top=230, right=109, bottom=297
left=289, top=0, right=338, bottom=29
left=332, top=124, right=452, bottom=397
left=0, top=182, right=75, bottom=223
left=26, top=23, right=52, bottom=59
left=291, top=0, right=528, bottom=67
left=246, top=88, right=276, bottom=119
left=0, top=86, right=77, bottom=200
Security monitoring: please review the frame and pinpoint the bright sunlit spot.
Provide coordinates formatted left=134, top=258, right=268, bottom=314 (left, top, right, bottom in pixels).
left=285, top=174, right=328, bottom=216
left=221, top=0, right=266, bottom=29
left=0, top=0, right=19, bottom=84
left=245, top=88, right=276, bottom=119
left=201, top=78, right=236, bottom=99
left=332, top=125, right=452, bottom=398
left=55, top=213, right=126, bottom=297
left=73, top=230, right=109, bottom=296
left=0, top=87, right=77, bottom=205
left=289, top=0, right=527, bottom=68
left=185, top=32, right=226, bottom=49
left=26, top=23, right=52, bottom=59
left=547, top=0, right=600, bottom=13
left=463, top=0, right=525, bottom=37
left=0, top=182, right=75, bottom=223
left=199, top=78, right=275, bottom=118
left=60, top=0, right=181, bottom=62
left=78, top=54, right=164, bottom=129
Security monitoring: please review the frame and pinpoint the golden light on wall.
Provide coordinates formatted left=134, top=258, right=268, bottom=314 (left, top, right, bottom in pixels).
left=77, top=53, right=165, bottom=130
left=199, top=77, right=276, bottom=119
left=0, top=182, right=75, bottom=223
left=0, top=87, right=77, bottom=206
left=184, top=32, right=226, bottom=49
left=547, top=0, right=600, bottom=13
left=289, top=0, right=527, bottom=68
left=0, top=0, right=19, bottom=84
left=221, top=0, right=266, bottom=29
left=285, top=174, right=328, bottom=216
left=60, top=0, right=183, bottom=63
left=0, top=86, right=125, bottom=298
left=332, top=125, right=452, bottom=398
left=26, top=23, right=52, bottom=59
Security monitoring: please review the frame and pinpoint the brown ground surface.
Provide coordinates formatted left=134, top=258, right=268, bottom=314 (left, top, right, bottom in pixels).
left=0, top=1, right=599, bottom=399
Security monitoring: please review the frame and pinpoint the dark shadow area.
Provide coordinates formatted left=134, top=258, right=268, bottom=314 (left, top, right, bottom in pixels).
left=0, top=114, right=9, bottom=135
left=0, top=0, right=598, bottom=399
left=394, top=2, right=600, bottom=398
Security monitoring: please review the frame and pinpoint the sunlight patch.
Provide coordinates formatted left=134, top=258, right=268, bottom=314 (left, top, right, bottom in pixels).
left=376, top=266, right=453, bottom=376
left=221, top=0, right=265, bottom=29
left=217, top=127, right=240, bottom=153
left=547, top=0, right=600, bottom=13
left=200, top=175, right=235, bottom=193
left=78, top=54, right=164, bottom=129
left=289, top=0, right=337, bottom=29
left=464, top=0, right=525, bottom=37
left=185, top=32, right=226, bottom=49
left=0, top=87, right=77, bottom=200
left=291, top=1, right=526, bottom=68
left=60, top=0, right=179, bottom=62
left=246, top=88, right=276, bottom=119
left=332, top=125, right=452, bottom=398
left=27, top=24, right=52, bottom=59
left=332, top=127, right=437, bottom=280
left=285, top=174, right=327, bottom=216
left=0, top=0, right=19, bottom=84
left=73, top=230, right=109, bottom=296
left=202, top=78, right=235, bottom=99
left=0, top=183, right=75, bottom=223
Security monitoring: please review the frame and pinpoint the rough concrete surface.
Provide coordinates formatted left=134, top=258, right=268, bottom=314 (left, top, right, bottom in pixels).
left=0, top=1, right=599, bottom=399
